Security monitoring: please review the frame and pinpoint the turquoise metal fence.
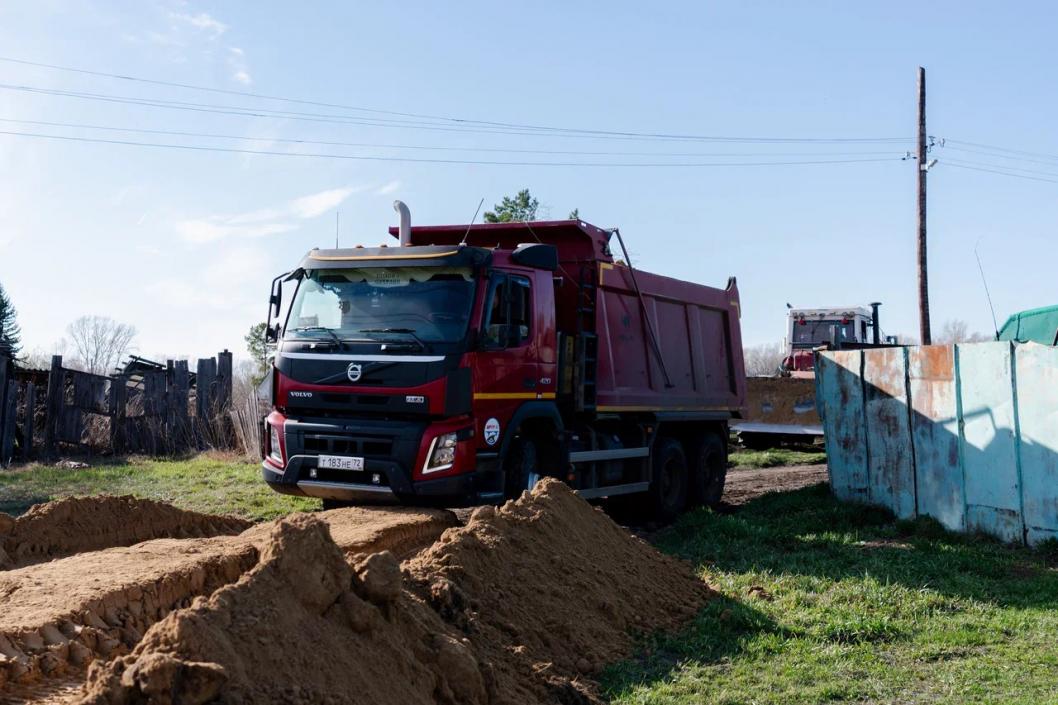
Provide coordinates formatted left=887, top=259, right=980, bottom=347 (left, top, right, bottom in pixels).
left=817, top=341, right=1058, bottom=546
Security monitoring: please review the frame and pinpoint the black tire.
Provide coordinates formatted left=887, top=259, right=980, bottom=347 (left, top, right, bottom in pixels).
left=691, top=433, right=727, bottom=507
left=648, top=438, right=688, bottom=523
left=503, top=435, right=541, bottom=500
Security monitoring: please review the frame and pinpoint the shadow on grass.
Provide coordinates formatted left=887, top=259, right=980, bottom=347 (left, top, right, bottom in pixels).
left=602, top=482, right=1058, bottom=700
left=603, top=593, right=785, bottom=696
left=657, top=483, right=1058, bottom=609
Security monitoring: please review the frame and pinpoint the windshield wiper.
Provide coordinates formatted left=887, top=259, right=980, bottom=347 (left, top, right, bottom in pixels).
left=291, top=326, right=343, bottom=347
left=359, top=328, right=427, bottom=351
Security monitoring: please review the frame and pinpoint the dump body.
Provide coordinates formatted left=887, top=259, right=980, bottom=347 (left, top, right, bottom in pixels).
left=262, top=217, right=745, bottom=514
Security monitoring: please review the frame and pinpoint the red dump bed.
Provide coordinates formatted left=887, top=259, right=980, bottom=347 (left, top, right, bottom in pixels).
left=392, top=219, right=746, bottom=419
left=595, top=262, right=746, bottom=415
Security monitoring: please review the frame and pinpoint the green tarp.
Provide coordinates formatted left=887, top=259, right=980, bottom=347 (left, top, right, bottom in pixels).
left=998, top=305, right=1058, bottom=345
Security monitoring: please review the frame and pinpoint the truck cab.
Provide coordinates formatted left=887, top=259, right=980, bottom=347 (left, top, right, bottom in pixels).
left=783, top=305, right=884, bottom=372
left=262, top=209, right=745, bottom=518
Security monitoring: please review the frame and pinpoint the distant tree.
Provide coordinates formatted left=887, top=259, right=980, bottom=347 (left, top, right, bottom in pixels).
left=245, top=322, right=269, bottom=385
left=66, top=315, right=137, bottom=375
left=744, top=342, right=786, bottom=376
left=0, top=282, right=22, bottom=357
left=568, top=208, right=580, bottom=220
left=483, top=189, right=539, bottom=223
left=936, top=319, right=992, bottom=344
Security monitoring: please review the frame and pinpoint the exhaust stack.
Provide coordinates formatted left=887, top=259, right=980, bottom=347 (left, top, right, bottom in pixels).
left=870, top=302, right=882, bottom=345
left=393, top=200, right=411, bottom=246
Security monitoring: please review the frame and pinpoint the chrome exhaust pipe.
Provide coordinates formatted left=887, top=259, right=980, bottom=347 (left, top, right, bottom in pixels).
left=393, top=200, right=411, bottom=246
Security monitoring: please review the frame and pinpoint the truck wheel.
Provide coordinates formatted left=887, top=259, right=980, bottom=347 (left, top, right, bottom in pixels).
left=504, top=436, right=541, bottom=500
left=649, top=438, right=688, bottom=523
left=691, top=433, right=727, bottom=507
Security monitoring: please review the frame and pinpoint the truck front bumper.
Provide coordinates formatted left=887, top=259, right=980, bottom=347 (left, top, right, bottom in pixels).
left=262, top=414, right=501, bottom=506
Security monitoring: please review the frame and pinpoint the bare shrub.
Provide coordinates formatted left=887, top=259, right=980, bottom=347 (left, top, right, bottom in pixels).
left=744, top=342, right=786, bottom=377
left=66, top=316, right=137, bottom=375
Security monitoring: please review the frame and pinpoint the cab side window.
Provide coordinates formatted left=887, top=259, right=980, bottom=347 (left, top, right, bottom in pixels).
left=483, top=275, right=532, bottom=348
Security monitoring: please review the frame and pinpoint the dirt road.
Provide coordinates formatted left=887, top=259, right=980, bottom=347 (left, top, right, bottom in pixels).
left=723, top=463, right=828, bottom=506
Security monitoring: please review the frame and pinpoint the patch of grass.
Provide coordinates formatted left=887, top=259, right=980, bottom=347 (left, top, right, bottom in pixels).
left=0, top=453, right=317, bottom=521
left=729, top=447, right=827, bottom=469
left=603, top=484, right=1058, bottom=704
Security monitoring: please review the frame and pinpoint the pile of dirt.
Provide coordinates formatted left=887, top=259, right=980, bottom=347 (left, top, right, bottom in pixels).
left=74, top=480, right=711, bottom=704
left=0, top=496, right=252, bottom=569
left=0, top=537, right=258, bottom=689
left=78, top=515, right=485, bottom=705
left=406, top=479, right=714, bottom=701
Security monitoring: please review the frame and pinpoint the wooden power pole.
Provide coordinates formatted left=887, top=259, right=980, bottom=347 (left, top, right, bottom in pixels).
left=916, top=66, right=932, bottom=345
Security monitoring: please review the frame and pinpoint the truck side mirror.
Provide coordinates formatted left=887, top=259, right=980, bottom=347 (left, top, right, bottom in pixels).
left=270, top=289, right=282, bottom=318
left=265, top=323, right=280, bottom=344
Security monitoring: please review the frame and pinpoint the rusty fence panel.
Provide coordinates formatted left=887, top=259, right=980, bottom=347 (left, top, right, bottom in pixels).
left=818, top=341, right=1058, bottom=546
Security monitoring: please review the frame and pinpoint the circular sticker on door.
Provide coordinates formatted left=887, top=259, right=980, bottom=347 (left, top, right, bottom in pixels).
left=484, top=418, right=501, bottom=446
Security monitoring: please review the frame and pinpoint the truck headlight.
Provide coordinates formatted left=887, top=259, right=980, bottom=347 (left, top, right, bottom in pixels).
left=269, top=425, right=283, bottom=463
left=424, top=432, right=458, bottom=473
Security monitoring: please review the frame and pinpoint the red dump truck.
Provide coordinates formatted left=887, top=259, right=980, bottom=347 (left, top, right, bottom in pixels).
left=261, top=206, right=746, bottom=519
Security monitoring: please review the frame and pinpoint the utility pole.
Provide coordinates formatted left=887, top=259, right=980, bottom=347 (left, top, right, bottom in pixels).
left=916, top=66, right=932, bottom=345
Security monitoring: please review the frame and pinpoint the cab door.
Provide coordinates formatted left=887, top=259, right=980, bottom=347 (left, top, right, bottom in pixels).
left=474, top=272, right=540, bottom=449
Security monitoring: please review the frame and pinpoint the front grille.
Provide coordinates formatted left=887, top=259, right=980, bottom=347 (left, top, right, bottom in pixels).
left=303, top=433, right=394, bottom=457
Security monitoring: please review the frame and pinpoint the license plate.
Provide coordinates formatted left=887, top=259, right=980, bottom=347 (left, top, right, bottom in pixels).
left=318, top=455, right=365, bottom=471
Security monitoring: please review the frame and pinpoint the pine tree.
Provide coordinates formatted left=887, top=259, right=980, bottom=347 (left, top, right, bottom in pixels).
left=0, top=282, right=21, bottom=358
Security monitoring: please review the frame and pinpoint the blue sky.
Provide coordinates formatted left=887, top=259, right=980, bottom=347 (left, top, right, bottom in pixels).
left=2, top=1, right=1057, bottom=361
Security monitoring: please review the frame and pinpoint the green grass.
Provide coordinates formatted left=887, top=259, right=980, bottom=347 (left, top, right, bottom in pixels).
left=603, top=485, right=1058, bottom=704
left=728, top=447, right=827, bottom=469
left=0, top=454, right=317, bottom=521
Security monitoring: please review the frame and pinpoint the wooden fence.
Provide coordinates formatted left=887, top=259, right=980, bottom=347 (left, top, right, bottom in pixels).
left=0, top=351, right=235, bottom=467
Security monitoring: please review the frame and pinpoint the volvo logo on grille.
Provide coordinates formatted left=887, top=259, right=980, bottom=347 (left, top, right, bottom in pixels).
left=347, top=362, right=363, bottom=382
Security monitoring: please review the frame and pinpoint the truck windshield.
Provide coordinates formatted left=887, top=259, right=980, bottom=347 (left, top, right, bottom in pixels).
left=791, top=320, right=856, bottom=346
left=285, top=266, right=476, bottom=344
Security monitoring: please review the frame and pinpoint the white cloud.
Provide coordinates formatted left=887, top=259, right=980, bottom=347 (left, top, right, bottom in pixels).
left=228, top=47, right=252, bottom=85
left=290, top=186, right=359, bottom=219
left=375, top=180, right=402, bottom=196
left=176, top=186, right=360, bottom=243
left=176, top=220, right=295, bottom=244
left=171, top=11, right=227, bottom=37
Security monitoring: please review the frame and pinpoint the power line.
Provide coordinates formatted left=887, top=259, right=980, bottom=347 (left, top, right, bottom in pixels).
left=943, top=161, right=1058, bottom=184
left=0, top=128, right=906, bottom=167
left=0, top=57, right=911, bottom=144
left=0, top=117, right=906, bottom=159
left=1, top=82, right=915, bottom=144
left=941, top=137, right=1058, bottom=163
left=944, top=158, right=1058, bottom=179
left=941, top=144, right=1058, bottom=167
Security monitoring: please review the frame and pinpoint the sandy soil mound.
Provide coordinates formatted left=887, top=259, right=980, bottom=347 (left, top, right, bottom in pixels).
left=74, top=481, right=710, bottom=705
left=244, top=505, right=458, bottom=562
left=0, top=496, right=252, bottom=569
left=78, top=515, right=489, bottom=705
left=0, top=537, right=257, bottom=689
left=407, top=479, right=714, bottom=701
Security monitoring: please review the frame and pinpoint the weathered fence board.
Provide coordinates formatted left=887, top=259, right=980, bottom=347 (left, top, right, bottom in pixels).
left=1011, top=343, right=1058, bottom=545
left=817, top=350, right=869, bottom=503
left=907, top=345, right=963, bottom=532
left=863, top=346, right=915, bottom=519
left=819, top=341, right=1058, bottom=546
left=1, top=380, right=15, bottom=465
left=958, top=342, right=1023, bottom=543
left=1, top=351, right=236, bottom=467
